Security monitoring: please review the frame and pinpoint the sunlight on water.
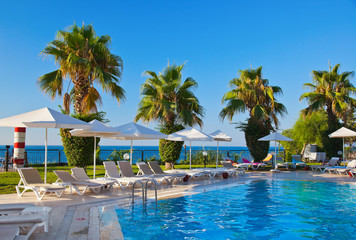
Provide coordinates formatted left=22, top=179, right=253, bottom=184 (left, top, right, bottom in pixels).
left=115, top=180, right=356, bottom=240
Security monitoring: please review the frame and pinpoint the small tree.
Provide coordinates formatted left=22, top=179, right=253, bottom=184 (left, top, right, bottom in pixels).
left=240, top=118, right=271, bottom=161
left=60, top=112, right=107, bottom=167
left=280, top=110, right=339, bottom=159
left=299, top=64, right=355, bottom=157
left=135, top=63, right=204, bottom=169
left=220, top=67, right=286, bottom=162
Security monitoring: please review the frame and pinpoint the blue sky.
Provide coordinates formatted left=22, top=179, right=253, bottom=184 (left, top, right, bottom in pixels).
left=0, top=0, right=355, bottom=147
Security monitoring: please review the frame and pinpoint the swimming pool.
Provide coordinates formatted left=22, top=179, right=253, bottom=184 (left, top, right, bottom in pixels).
left=110, top=180, right=356, bottom=239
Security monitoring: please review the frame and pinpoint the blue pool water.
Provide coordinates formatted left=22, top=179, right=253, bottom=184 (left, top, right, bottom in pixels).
left=115, top=180, right=356, bottom=239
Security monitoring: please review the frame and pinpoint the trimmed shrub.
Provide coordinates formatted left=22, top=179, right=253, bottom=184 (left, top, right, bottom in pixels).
left=60, top=112, right=106, bottom=168
left=159, top=124, right=184, bottom=164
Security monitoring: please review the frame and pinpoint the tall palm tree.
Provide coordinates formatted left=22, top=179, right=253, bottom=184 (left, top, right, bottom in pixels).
left=300, top=64, right=355, bottom=127
left=135, top=63, right=204, bottom=167
left=220, top=66, right=286, bottom=161
left=38, top=23, right=125, bottom=114
left=135, top=63, right=204, bottom=127
left=220, top=66, right=286, bottom=128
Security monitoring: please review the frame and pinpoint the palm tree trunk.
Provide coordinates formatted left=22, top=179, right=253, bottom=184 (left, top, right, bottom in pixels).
left=73, top=75, right=89, bottom=114
left=326, top=105, right=338, bottom=130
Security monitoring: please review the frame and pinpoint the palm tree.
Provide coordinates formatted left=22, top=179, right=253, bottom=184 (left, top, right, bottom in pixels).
left=38, top=23, right=125, bottom=114
left=220, top=66, right=286, bottom=128
left=300, top=64, right=355, bottom=128
left=135, top=63, right=204, bottom=167
left=220, top=66, right=286, bottom=161
left=135, top=63, right=204, bottom=126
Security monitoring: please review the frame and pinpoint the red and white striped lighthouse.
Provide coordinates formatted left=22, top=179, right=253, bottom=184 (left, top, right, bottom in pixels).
left=13, top=127, right=26, bottom=168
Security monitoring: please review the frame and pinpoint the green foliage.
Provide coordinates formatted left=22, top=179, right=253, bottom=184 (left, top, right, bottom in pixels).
left=183, top=150, right=218, bottom=165
left=281, top=110, right=341, bottom=158
left=95, top=146, right=101, bottom=163
left=145, top=155, right=162, bottom=165
left=321, top=124, right=343, bottom=158
left=300, top=64, right=355, bottom=127
left=238, top=118, right=271, bottom=162
left=60, top=112, right=106, bottom=167
left=220, top=66, right=287, bottom=129
left=60, top=129, right=99, bottom=167
left=281, top=111, right=328, bottom=155
left=106, top=150, right=130, bottom=162
left=220, top=66, right=286, bottom=162
left=38, top=23, right=125, bottom=114
left=229, top=151, right=244, bottom=162
left=159, top=124, right=185, bottom=164
left=135, top=63, right=204, bottom=127
left=135, top=63, right=205, bottom=164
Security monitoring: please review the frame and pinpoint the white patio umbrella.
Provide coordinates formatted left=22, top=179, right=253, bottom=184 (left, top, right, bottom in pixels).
left=168, top=127, right=214, bottom=169
left=107, top=122, right=167, bottom=164
left=0, top=107, right=91, bottom=183
left=70, top=120, right=121, bottom=178
left=258, top=132, right=293, bottom=170
left=209, top=130, right=232, bottom=168
left=329, top=127, right=356, bottom=167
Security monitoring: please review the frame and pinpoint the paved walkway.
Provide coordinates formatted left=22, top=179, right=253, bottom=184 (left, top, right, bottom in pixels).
left=0, top=171, right=354, bottom=239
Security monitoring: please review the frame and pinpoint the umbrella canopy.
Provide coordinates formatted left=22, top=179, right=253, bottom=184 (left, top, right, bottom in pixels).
left=70, top=120, right=119, bottom=137
left=329, top=127, right=356, bottom=166
left=259, top=132, right=293, bottom=171
left=259, top=132, right=293, bottom=142
left=107, top=122, right=167, bottom=164
left=168, top=127, right=214, bottom=142
left=329, top=127, right=356, bottom=138
left=168, top=127, right=214, bottom=169
left=0, top=107, right=91, bottom=183
left=70, top=120, right=121, bottom=178
left=209, top=130, right=232, bottom=168
left=0, top=107, right=91, bottom=129
left=111, top=122, right=167, bottom=140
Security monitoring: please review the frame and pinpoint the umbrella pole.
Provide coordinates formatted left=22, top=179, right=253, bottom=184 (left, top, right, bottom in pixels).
left=274, top=141, right=277, bottom=170
left=216, top=141, right=219, bottom=168
left=93, top=136, right=96, bottom=179
left=44, top=128, right=48, bottom=184
left=130, top=140, right=133, bottom=165
left=190, top=141, right=192, bottom=170
left=343, top=137, right=345, bottom=167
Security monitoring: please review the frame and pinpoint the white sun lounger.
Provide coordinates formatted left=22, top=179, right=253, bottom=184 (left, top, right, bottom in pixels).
left=136, top=162, right=179, bottom=185
left=71, top=167, right=116, bottom=190
left=16, top=168, right=65, bottom=201
left=349, top=169, right=356, bottom=177
left=0, top=204, right=35, bottom=217
left=0, top=214, right=48, bottom=240
left=148, top=161, right=195, bottom=181
left=335, top=160, right=356, bottom=175
left=191, top=167, right=236, bottom=178
left=221, top=161, right=245, bottom=175
left=222, top=157, right=250, bottom=170
left=276, top=157, right=290, bottom=169
left=148, top=161, right=187, bottom=178
left=103, top=161, right=146, bottom=190
left=53, top=171, right=102, bottom=195
left=0, top=226, right=19, bottom=240
left=311, top=157, right=339, bottom=172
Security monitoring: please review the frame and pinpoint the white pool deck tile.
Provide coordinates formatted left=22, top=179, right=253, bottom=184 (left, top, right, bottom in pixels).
left=0, top=171, right=355, bottom=239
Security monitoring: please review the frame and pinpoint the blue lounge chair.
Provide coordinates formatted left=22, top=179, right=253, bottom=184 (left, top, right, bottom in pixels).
left=292, top=155, right=307, bottom=168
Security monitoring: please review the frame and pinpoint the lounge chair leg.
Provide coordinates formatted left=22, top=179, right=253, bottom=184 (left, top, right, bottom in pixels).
left=25, top=222, right=43, bottom=239
left=118, top=182, right=131, bottom=190
left=55, top=190, right=64, bottom=198
left=93, top=187, right=101, bottom=193
left=73, top=186, right=86, bottom=196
